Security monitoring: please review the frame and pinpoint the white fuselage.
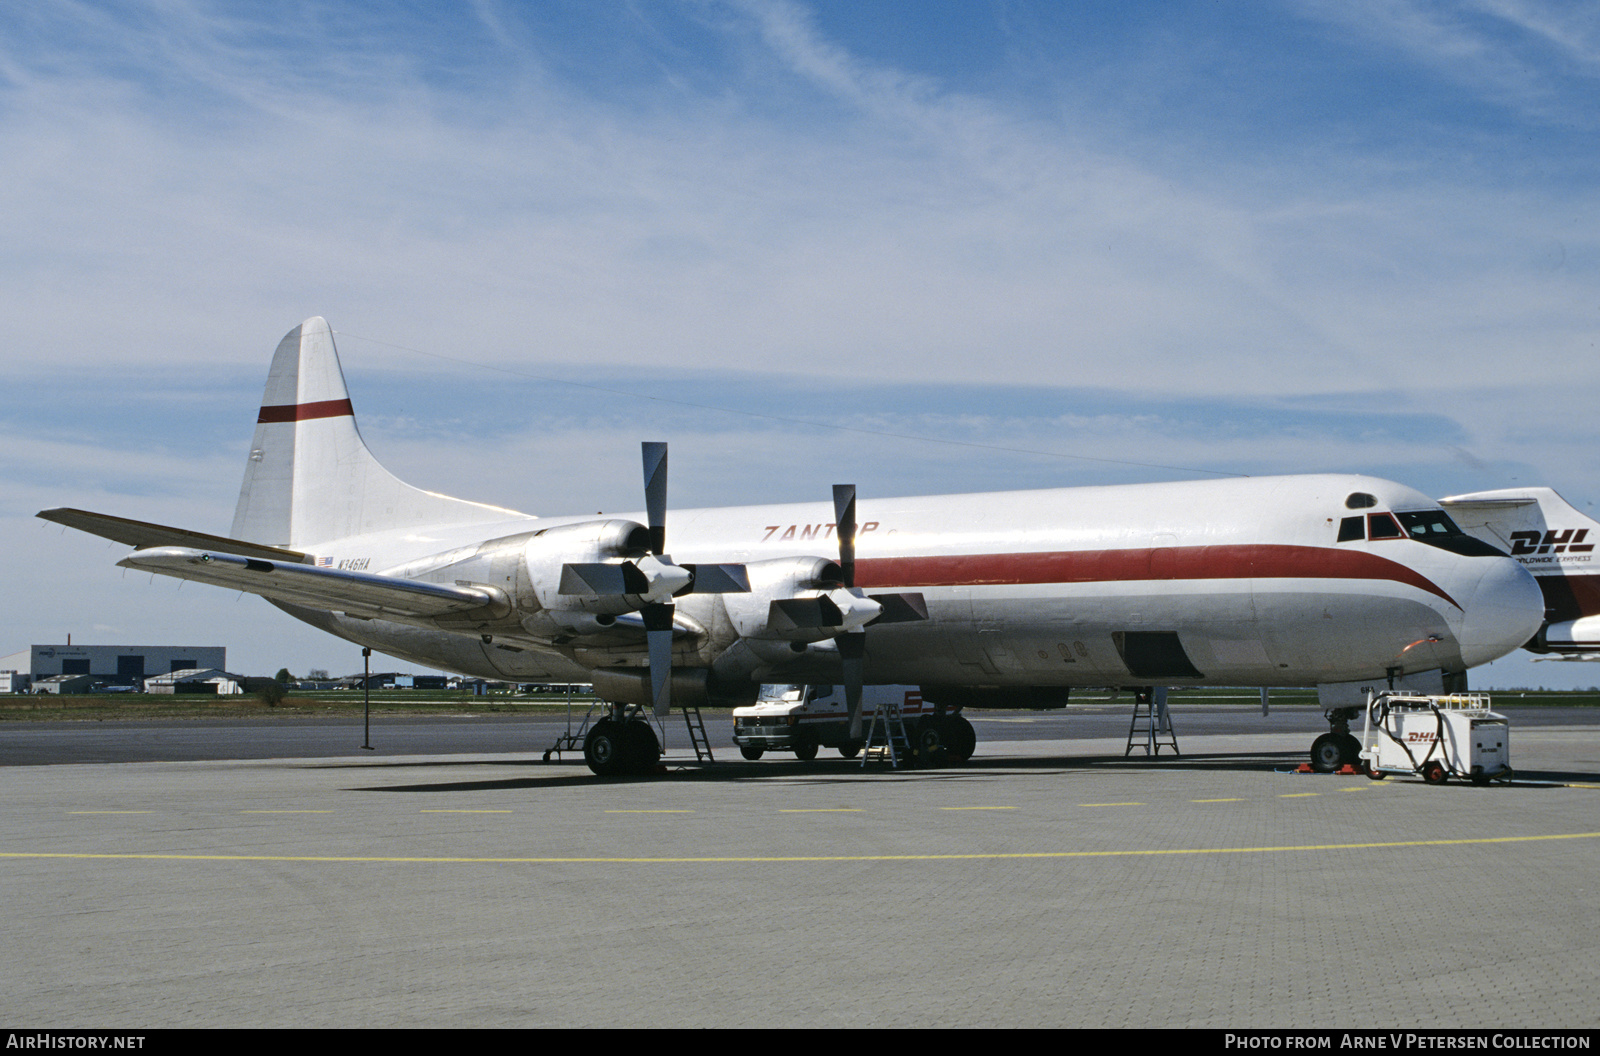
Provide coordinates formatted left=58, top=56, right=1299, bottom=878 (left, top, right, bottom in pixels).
left=285, top=472, right=1542, bottom=694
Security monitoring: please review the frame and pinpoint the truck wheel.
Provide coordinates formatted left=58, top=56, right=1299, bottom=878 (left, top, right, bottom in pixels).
left=739, top=745, right=765, bottom=761
left=793, top=740, right=818, bottom=761
left=838, top=741, right=861, bottom=759
left=914, top=719, right=950, bottom=769
left=1422, top=761, right=1448, bottom=785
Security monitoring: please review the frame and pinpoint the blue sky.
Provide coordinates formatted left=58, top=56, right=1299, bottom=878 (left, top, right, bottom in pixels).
left=4, top=1, right=1599, bottom=687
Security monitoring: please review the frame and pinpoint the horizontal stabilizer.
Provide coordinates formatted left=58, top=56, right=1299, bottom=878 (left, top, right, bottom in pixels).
left=118, top=547, right=505, bottom=621
left=38, top=508, right=309, bottom=563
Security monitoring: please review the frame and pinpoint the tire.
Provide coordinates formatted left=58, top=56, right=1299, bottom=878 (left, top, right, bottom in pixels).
left=1366, top=766, right=1385, bottom=781
left=624, top=719, right=660, bottom=773
left=1422, top=761, right=1449, bottom=785
left=739, top=745, right=765, bottom=761
left=948, top=715, right=976, bottom=764
left=584, top=719, right=625, bottom=776
left=1338, top=734, right=1362, bottom=767
left=1309, top=733, right=1344, bottom=773
left=914, top=719, right=950, bottom=769
left=837, top=741, right=861, bottom=759
left=793, top=739, right=818, bottom=761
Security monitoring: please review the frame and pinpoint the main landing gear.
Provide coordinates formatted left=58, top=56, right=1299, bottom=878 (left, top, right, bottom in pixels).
left=583, top=706, right=662, bottom=777
left=1308, top=708, right=1364, bottom=773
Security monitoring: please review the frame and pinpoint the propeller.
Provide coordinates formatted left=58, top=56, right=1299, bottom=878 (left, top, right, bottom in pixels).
left=557, top=442, right=749, bottom=718
left=834, top=486, right=868, bottom=740
left=829, top=484, right=928, bottom=741
left=640, top=442, right=675, bottom=719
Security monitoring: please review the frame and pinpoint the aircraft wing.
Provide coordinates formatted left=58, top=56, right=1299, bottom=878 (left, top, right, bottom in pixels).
left=118, top=547, right=505, bottom=621
left=38, top=508, right=309, bottom=563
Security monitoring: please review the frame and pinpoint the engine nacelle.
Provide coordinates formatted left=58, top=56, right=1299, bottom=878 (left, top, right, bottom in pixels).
left=521, top=519, right=650, bottom=616
left=721, top=555, right=866, bottom=642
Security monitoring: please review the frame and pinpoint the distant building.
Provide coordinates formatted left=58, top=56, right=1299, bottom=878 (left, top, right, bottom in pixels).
left=143, top=668, right=247, bottom=695
left=6, top=645, right=226, bottom=687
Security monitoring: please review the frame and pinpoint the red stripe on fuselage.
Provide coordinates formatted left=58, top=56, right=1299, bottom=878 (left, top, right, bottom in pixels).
left=854, top=545, right=1459, bottom=609
left=256, top=399, right=355, bottom=424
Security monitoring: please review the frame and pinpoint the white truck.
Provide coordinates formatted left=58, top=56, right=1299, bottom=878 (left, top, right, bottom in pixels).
left=731, top=684, right=976, bottom=764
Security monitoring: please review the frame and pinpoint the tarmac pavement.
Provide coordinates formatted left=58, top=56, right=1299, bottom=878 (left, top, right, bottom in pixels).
left=2, top=713, right=1597, bottom=1028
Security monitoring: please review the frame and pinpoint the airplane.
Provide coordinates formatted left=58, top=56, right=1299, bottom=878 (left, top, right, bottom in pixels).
left=39, top=317, right=1546, bottom=775
left=1440, top=487, right=1600, bottom=660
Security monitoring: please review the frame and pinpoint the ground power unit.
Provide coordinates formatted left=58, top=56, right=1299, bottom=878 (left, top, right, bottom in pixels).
left=1358, top=693, right=1512, bottom=785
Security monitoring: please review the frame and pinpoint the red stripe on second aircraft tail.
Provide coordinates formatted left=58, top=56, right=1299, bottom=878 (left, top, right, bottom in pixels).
left=256, top=399, right=355, bottom=424
left=854, top=545, right=1459, bottom=609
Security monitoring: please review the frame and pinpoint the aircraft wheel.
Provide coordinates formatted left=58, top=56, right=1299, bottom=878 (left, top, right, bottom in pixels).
left=1309, top=733, right=1344, bottom=773
left=1422, top=761, right=1449, bottom=785
left=1338, top=734, right=1362, bottom=767
left=948, top=715, right=976, bottom=764
left=739, top=745, right=765, bottom=761
left=793, top=739, right=818, bottom=761
left=624, top=719, right=660, bottom=773
left=837, top=740, right=861, bottom=759
left=584, top=719, right=625, bottom=776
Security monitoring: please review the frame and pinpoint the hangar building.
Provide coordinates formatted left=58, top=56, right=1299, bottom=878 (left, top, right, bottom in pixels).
left=0, top=645, right=227, bottom=689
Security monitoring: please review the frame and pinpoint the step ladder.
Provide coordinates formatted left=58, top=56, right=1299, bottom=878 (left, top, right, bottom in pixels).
left=680, top=704, right=715, bottom=763
left=1125, top=687, right=1180, bottom=756
left=861, top=696, right=914, bottom=769
left=542, top=699, right=603, bottom=761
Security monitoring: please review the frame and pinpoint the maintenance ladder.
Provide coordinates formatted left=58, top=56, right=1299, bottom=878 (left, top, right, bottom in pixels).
left=1125, top=687, right=1180, bottom=756
left=861, top=695, right=914, bottom=769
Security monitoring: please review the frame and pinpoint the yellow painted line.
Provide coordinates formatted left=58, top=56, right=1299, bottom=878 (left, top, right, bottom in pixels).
left=68, top=811, right=153, bottom=814
left=605, top=810, right=694, bottom=814
left=241, top=810, right=334, bottom=814
left=5, top=831, right=1597, bottom=865
left=1191, top=798, right=1244, bottom=803
left=420, top=809, right=513, bottom=814
left=939, top=806, right=1017, bottom=811
left=779, top=809, right=861, bottom=813
left=1079, top=802, right=1144, bottom=807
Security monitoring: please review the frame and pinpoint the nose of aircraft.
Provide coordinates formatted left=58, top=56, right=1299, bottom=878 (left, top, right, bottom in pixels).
left=1456, top=555, right=1545, bottom=668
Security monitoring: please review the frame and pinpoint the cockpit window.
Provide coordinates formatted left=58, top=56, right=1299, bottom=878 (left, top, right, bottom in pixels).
left=1345, top=492, right=1378, bottom=510
left=1337, top=516, right=1365, bottom=542
left=1367, top=513, right=1403, bottom=539
left=1394, top=510, right=1507, bottom=557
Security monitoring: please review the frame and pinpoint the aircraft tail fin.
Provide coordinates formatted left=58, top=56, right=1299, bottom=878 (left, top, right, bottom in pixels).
left=230, top=318, right=528, bottom=548
left=1440, top=487, right=1600, bottom=654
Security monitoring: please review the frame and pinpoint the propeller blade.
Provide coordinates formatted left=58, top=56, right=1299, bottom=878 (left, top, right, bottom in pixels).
left=768, top=595, right=845, bottom=632
left=840, top=631, right=866, bottom=741
left=642, top=442, right=668, bottom=556
left=832, top=484, right=856, bottom=588
left=681, top=563, right=751, bottom=594
left=867, top=591, right=928, bottom=624
left=643, top=602, right=674, bottom=717
left=560, top=561, right=650, bottom=596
